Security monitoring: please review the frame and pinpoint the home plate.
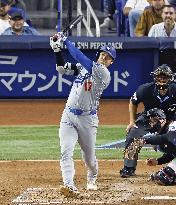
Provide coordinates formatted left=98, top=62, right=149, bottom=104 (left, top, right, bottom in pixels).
left=12, top=187, right=107, bottom=205
left=142, top=196, right=176, bottom=200
left=12, top=188, right=61, bottom=205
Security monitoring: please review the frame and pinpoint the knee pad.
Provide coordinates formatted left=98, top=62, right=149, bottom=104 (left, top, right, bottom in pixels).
left=151, top=166, right=176, bottom=186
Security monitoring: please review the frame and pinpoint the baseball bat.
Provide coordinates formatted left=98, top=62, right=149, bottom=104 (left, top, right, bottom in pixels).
left=53, top=15, right=83, bottom=42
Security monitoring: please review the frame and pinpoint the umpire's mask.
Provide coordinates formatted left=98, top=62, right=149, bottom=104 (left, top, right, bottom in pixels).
left=151, top=64, right=174, bottom=91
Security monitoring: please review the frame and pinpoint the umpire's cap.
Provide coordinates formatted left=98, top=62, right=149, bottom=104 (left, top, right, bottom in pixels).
left=147, top=108, right=166, bottom=120
left=99, top=45, right=116, bottom=60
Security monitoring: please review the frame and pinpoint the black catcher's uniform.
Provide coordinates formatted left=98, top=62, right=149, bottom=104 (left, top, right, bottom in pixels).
left=121, top=82, right=176, bottom=175
left=144, top=130, right=176, bottom=165
left=143, top=125, right=176, bottom=185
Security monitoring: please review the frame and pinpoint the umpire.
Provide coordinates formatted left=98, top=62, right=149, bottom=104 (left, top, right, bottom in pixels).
left=120, top=64, right=176, bottom=178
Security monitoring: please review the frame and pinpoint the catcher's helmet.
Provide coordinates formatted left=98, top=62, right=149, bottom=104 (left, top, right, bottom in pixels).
left=147, top=108, right=166, bottom=120
left=96, top=45, right=116, bottom=60
left=151, top=64, right=174, bottom=90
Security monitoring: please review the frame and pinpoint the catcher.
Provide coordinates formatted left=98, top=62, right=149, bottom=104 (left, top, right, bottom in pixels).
left=120, top=64, right=176, bottom=178
left=125, top=108, right=176, bottom=186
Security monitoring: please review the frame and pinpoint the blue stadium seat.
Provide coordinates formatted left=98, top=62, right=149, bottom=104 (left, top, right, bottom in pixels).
left=115, top=0, right=130, bottom=36
left=124, top=16, right=130, bottom=36
left=115, top=0, right=122, bottom=36
left=101, top=0, right=105, bottom=11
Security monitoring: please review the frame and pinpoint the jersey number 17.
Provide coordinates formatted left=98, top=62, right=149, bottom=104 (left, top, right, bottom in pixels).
left=84, top=81, right=92, bottom=91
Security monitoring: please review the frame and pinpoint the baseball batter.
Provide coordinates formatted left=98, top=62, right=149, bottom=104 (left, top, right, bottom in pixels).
left=50, top=32, right=116, bottom=197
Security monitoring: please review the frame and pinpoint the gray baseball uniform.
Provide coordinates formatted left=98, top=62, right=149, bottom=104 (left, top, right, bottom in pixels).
left=51, top=36, right=116, bottom=190
left=59, top=61, right=110, bottom=187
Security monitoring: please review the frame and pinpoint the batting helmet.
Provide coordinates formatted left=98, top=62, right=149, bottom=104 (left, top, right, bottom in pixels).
left=147, top=108, right=166, bottom=132
left=147, top=108, right=166, bottom=120
left=96, top=45, right=116, bottom=61
left=151, top=64, right=174, bottom=90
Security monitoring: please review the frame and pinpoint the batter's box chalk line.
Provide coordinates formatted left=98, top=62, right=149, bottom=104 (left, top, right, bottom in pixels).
left=142, top=196, right=176, bottom=200
left=12, top=187, right=113, bottom=205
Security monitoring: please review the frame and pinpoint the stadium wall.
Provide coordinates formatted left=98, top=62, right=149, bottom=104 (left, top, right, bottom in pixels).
left=0, top=36, right=175, bottom=99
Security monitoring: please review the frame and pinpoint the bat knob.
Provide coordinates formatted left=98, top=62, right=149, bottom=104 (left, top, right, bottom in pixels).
left=53, top=37, right=58, bottom=42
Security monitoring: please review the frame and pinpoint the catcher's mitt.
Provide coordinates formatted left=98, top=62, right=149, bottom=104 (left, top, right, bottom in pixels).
left=124, top=138, right=145, bottom=160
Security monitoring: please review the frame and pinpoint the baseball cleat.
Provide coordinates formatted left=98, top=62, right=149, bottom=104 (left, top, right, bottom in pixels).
left=87, top=181, right=98, bottom=191
left=120, top=167, right=136, bottom=178
left=60, top=185, right=79, bottom=198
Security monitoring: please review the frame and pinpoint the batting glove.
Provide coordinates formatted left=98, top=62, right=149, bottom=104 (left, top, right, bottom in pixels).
left=50, top=32, right=67, bottom=52
left=54, top=32, right=67, bottom=42
left=50, top=37, right=61, bottom=52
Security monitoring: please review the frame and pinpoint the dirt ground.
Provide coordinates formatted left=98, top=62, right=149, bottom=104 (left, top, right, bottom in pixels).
left=0, top=100, right=175, bottom=205
left=1, top=161, right=176, bottom=205
left=0, top=99, right=143, bottom=125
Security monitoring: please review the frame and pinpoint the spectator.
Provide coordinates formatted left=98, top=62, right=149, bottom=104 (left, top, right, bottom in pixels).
left=100, top=0, right=116, bottom=30
left=9, top=0, right=33, bottom=26
left=0, top=0, right=11, bottom=34
left=0, top=0, right=29, bottom=34
left=2, top=11, right=40, bottom=35
left=135, top=0, right=165, bottom=37
left=148, top=5, right=176, bottom=37
left=8, top=0, right=27, bottom=21
left=123, top=0, right=150, bottom=37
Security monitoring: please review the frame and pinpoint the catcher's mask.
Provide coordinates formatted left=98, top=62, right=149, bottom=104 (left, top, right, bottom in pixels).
left=151, top=64, right=174, bottom=91
left=147, top=108, right=166, bottom=131
left=96, top=45, right=116, bottom=61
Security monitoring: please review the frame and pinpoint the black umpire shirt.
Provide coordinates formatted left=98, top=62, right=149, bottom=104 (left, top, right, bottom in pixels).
left=131, top=82, right=176, bottom=121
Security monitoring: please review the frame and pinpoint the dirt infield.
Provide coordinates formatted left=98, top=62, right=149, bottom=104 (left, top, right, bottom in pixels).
left=0, top=99, right=143, bottom=125
left=0, top=100, right=175, bottom=205
left=1, top=161, right=176, bottom=205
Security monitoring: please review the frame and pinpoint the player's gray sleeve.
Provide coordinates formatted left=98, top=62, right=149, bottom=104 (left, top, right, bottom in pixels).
left=92, top=62, right=111, bottom=88
left=56, top=63, right=81, bottom=75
